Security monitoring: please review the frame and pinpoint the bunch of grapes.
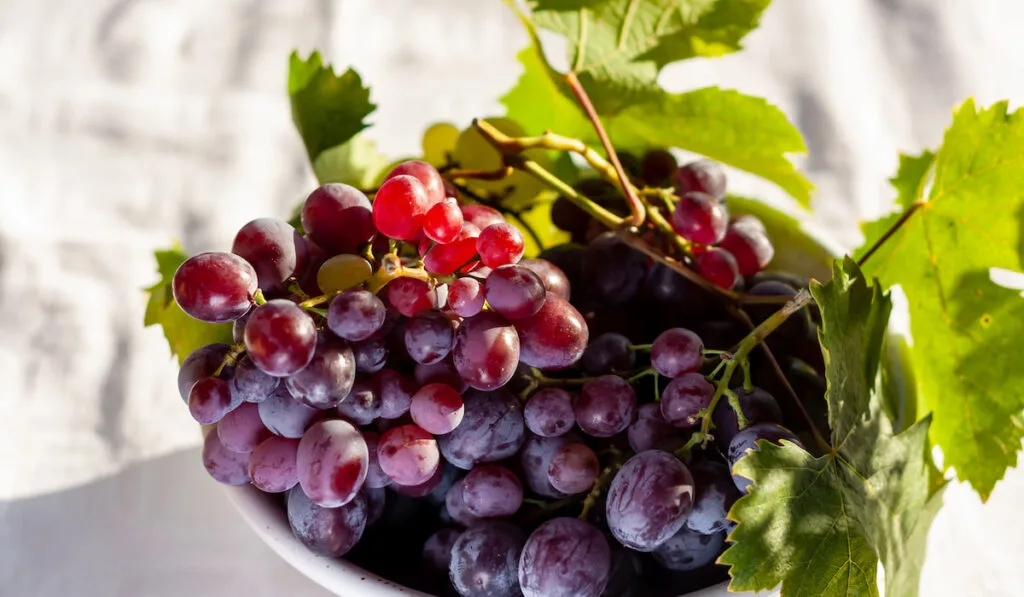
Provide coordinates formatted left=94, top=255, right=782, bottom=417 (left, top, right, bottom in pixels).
left=171, top=156, right=825, bottom=597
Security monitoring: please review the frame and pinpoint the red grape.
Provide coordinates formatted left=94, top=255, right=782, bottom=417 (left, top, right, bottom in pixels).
left=484, top=265, right=546, bottom=319
left=695, top=247, right=741, bottom=289
left=178, top=343, right=231, bottom=403
left=685, top=459, right=741, bottom=535
left=523, top=388, right=575, bottom=438
left=301, top=184, right=374, bottom=255
left=519, top=433, right=571, bottom=498
left=378, top=424, right=440, bottom=487
left=423, top=528, right=464, bottom=572
left=547, top=443, right=599, bottom=495
left=448, top=276, right=485, bottom=317
left=628, top=403, right=676, bottom=453
left=352, top=337, right=389, bottom=373
left=172, top=252, right=257, bottom=323
left=297, top=419, right=369, bottom=507
left=673, top=159, right=726, bottom=200
left=460, top=204, right=505, bottom=230
left=229, top=355, right=279, bottom=403
left=410, top=383, right=465, bottom=435
left=462, top=464, right=523, bottom=518
left=373, top=175, right=430, bottom=240
left=672, top=191, right=728, bottom=245
left=651, top=327, right=704, bottom=377
left=652, top=527, right=725, bottom=572
left=423, top=197, right=463, bottom=244
left=361, top=431, right=391, bottom=489
left=243, top=299, right=318, bottom=376
left=336, top=377, right=382, bottom=426
left=415, top=358, right=469, bottom=394
left=286, top=335, right=356, bottom=409
left=477, top=223, right=525, bottom=268
left=580, top=332, right=635, bottom=376
left=660, top=372, right=714, bottom=428
left=231, top=217, right=308, bottom=291
left=249, top=435, right=300, bottom=493
left=386, top=277, right=444, bottom=317
left=585, top=233, right=647, bottom=306
left=423, top=222, right=481, bottom=275
left=445, top=477, right=482, bottom=527
left=519, top=258, right=570, bottom=301
left=202, top=429, right=251, bottom=485
left=513, top=292, right=588, bottom=370
left=574, top=375, right=636, bottom=438
left=720, top=217, right=774, bottom=276
left=328, top=289, right=386, bottom=342
left=728, top=423, right=801, bottom=493
left=449, top=522, right=524, bottom=597
left=383, top=160, right=446, bottom=208
left=641, top=149, right=678, bottom=187
left=452, top=311, right=521, bottom=391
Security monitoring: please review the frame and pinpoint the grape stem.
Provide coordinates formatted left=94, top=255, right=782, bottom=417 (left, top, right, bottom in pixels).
left=442, top=166, right=514, bottom=181
left=535, top=374, right=590, bottom=388
left=579, top=453, right=624, bottom=521
left=297, top=253, right=435, bottom=310
left=214, top=343, right=246, bottom=377
left=252, top=289, right=267, bottom=306
left=285, top=280, right=309, bottom=301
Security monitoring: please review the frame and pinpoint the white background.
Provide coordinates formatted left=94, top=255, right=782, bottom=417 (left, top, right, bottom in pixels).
left=3, top=0, right=1024, bottom=595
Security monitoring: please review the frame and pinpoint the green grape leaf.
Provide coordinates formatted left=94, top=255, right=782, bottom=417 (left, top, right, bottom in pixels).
left=143, top=245, right=234, bottom=364
left=721, top=258, right=944, bottom=597
left=312, top=135, right=391, bottom=187
left=855, top=100, right=1024, bottom=499
left=289, top=51, right=376, bottom=165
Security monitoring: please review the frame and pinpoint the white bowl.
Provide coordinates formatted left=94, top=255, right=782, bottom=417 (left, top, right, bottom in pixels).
left=223, top=202, right=852, bottom=597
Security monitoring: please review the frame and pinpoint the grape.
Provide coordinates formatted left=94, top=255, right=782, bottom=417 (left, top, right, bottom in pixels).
left=484, top=265, right=546, bottom=319
left=514, top=293, right=588, bottom=370
left=423, top=196, right=464, bottom=244
left=300, top=183, right=375, bottom=255
left=423, top=528, right=463, bottom=571
left=231, top=217, right=308, bottom=291
left=361, top=431, right=391, bottom=489
left=202, top=429, right=251, bottom=485
left=581, top=332, right=635, bottom=376
left=336, top=377, right=382, bottom=425
left=258, top=386, right=322, bottom=439
left=393, top=461, right=446, bottom=497
left=449, top=521, right=525, bottom=597
left=652, top=527, right=725, bottom=572
left=477, top=223, right=525, bottom=268
left=673, top=160, right=726, bottom=200
left=424, top=222, right=481, bottom=275
left=524, top=388, right=575, bottom=438
left=217, top=402, right=271, bottom=453
left=405, top=309, right=455, bottom=365
left=660, top=373, right=714, bottom=428
left=651, top=328, right=704, bottom=378
left=286, top=335, right=356, bottom=409
left=364, top=486, right=387, bottom=526
left=387, top=277, right=445, bottom=317
left=685, top=459, right=741, bottom=535
left=641, top=149, right=678, bottom=187
left=551, top=196, right=590, bottom=238
left=606, top=450, right=695, bottom=552
left=520, top=433, right=572, bottom=498
left=297, top=419, right=369, bottom=507
left=720, top=218, right=774, bottom=276
left=378, top=424, right=440, bottom=487
left=643, top=262, right=705, bottom=312
left=352, top=337, right=389, bottom=373
left=411, top=383, right=465, bottom=435
left=178, top=343, right=231, bottom=402
left=628, top=403, right=676, bottom=453
left=460, top=204, right=505, bottom=230
left=449, top=277, right=486, bottom=317
left=446, top=477, right=483, bottom=527
left=384, top=160, right=446, bottom=207
left=462, top=465, right=523, bottom=518
left=452, top=312, right=521, bottom=391
left=229, top=356, right=279, bottom=403
left=249, top=435, right=300, bottom=493
left=519, top=258, right=571, bottom=301
left=373, top=175, right=430, bottom=240
left=415, top=358, right=470, bottom=394
left=672, top=192, right=728, bottom=245
left=298, top=237, right=328, bottom=296
left=376, top=369, right=416, bottom=419
left=244, top=299, right=317, bottom=376
left=287, top=486, right=367, bottom=557
left=172, top=252, right=257, bottom=323
left=695, top=247, right=740, bottom=290
left=585, top=233, right=646, bottom=305
left=519, top=517, right=611, bottom=597
left=188, top=377, right=240, bottom=425
left=728, top=423, right=801, bottom=493
left=232, top=310, right=251, bottom=343
left=437, top=389, right=525, bottom=470
left=711, top=386, right=782, bottom=450
left=316, top=254, right=373, bottom=293
left=574, top=375, right=637, bottom=438
left=327, top=289, right=386, bottom=342
left=547, top=443, right=599, bottom=495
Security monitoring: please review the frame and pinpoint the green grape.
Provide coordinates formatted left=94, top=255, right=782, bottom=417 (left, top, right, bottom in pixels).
left=422, top=123, right=460, bottom=167
left=317, top=254, right=374, bottom=293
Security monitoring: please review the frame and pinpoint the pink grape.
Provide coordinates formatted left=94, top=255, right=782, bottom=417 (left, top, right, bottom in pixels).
left=188, top=376, right=240, bottom=425
left=513, top=292, right=588, bottom=370
left=361, top=431, right=391, bottom=489
left=386, top=277, right=444, bottom=317
left=372, top=174, right=430, bottom=240
left=410, top=383, right=465, bottom=435
left=462, top=464, right=523, bottom=518
left=404, top=309, right=455, bottom=365
left=249, top=435, right=300, bottom=493
left=477, top=222, right=525, bottom=268
left=202, top=429, right=251, bottom=486
left=651, top=327, right=704, bottom=378
left=172, top=252, right=257, bottom=323
left=296, top=419, right=369, bottom=507
left=415, top=358, right=469, bottom=394
left=695, top=247, right=740, bottom=290
left=460, top=204, right=505, bottom=229
left=378, top=424, right=440, bottom=487
left=393, top=463, right=447, bottom=498
left=178, top=343, right=231, bottom=403
left=673, top=159, right=727, bottom=200
left=445, top=477, right=483, bottom=527
left=484, top=264, right=546, bottom=319
left=423, top=197, right=463, bottom=244
left=384, top=160, right=446, bottom=207
left=375, top=368, right=417, bottom=419
left=720, top=217, right=774, bottom=275
left=519, top=517, right=611, bottom=597
left=452, top=311, right=521, bottom=391
left=448, top=277, right=485, bottom=317
left=217, top=402, right=271, bottom=454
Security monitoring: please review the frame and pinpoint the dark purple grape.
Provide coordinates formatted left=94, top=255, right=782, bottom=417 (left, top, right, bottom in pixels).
left=519, top=258, right=571, bottom=301
left=297, top=419, right=369, bottom=507
left=414, top=358, right=469, bottom=394
left=643, top=263, right=703, bottom=310
left=375, top=369, right=416, bottom=419
left=287, top=486, right=367, bottom=557
left=378, top=424, right=440, bottom=487
left=327, top=289, right=386, bottom=342
left=229, top=356, right=279, bottom=403
left=286, top=335, right=356, bottom=409
left=337, top=377, right=381, bottom=426
left=672, top=192, right=728, bottom=245
left=352, top=337, right=389, bottom=373
left=423, top=527, right=464, bottom=571
left=519, top=433, right=571, bottom=498
left=178, top=343, right=232, bottom=403
left=410, top=383, right=465, bottom=435
left=547, top=443, right=599, bottom=495
left=660, top=373, right=714, bottom=428
left=188, top=377, right=240, bottom=425
left=405, top=309, right=455, bottom=365
left=551, top=196, right=590, bottom=238
left=628, top=403, right=676, bottom=453
left=673, top=159, right=726, bottom=200
left=452, top=311, right=521, bottom=391
left=514, top=292, right=588, bottom=370
left=231, top=217, right=308, bottom=291
left=449, top=522, right=525, bottom=597
left=364, top=486, right=387, bottom=526
left=249, top=435, right=300, bottom=493
left=685, top=459, right=741, bottom=535
left=711, top=386, right=782, bottom=450
left=652, top=527, right=725, bottom=572
left=602, top=548, right=642, bottom=597
left=202, top=428, right=250, bottom=485
left=574, top=375, right=637, bottom=438
left=539, top=244, right=587, bottom=294
left=300, top=184, right=374, bottom=256
left=585, top=233, right=646, bottom=305
left=728, top=423, right=801, bottom=493
left=606, top=451, right=694, bottom=552
left=651, top=328, right=704, bottom=378
left=244, top=299, right=317, bottom=377
left=446, top=477, right=483, bottom=527
left=485, top=265, right=547, bottom=319
left=462, top=464, right=523, bottom=518
left=641, top=149, right=678, bottom=187
left=361, top=431, right=391, bottom=489
left=217, top=402, right=271, bottom=454
left=258, top=386, right=322, bottom=439
left=519, top=517, right=610, bottom=597
left=581, top=332, right=635, bottom=376
left=524, top=388, right=575, bottom=438
left=437, top=388, right=525, bottom=470
left=172, top=252, right=257, bottom=323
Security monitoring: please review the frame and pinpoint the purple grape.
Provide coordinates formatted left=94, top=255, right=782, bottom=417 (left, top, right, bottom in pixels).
left=449, top=522, right=525, bottom=597
left=217, top=402, right=271, bottom=454
left=352, top=337, right=389, bottom=373
left=232, top=310, right=251, bottom=343
left=686, top=459, right=741, bottom=535
left=650, top=328, right=704, bottom=378
left=484, top=264, right=547, bottom=319
left=452, top=311, right=521, bottom=391
left=462, top=465, right=523, bottom=518
left=652, top=527, right=725, bottom=572
left=606, top=451, right=695, bottom=552
left=378, top=424, right=440, bottom=487
left=524, top=388, right=575, bottom=438
left=202, top=429, right=250, bottom=486
left=728, top=423, right=801, bottom=493
left=364, top=486, right=387, bottom=526
left=188, top=376, right=240, bottom=425
left=375, top=369, right=416, bottom=419
left=257, top=386, right=322, bottom=439
left=229, top=356, right=279, bottom=403
left=423, top=527, right=463, bottom=571
left=172, top=252, right=257, bottom=323
left=336, top=377, right=382, bottom=426
left=514, top=293, right=588, bottom=370
left=672, top=191, right=728, bottom=245
left=446, top=477, right=483, bottom=527
left=244, top=299, right=317, bottom=377
left=178, top=343, right=231, bottom=403
left=574, top=375, right=637, bottom=438
left=392, top=461, right=446, bottom=497
left=231, top=217, right=308, bottom=291
left=437, top=389, right=525, bottom=470
left=297, top=419, right=369, bottom=507
left=585, top=233, right=646, bottom=306
left=627, top=403, right=676, bottom=453
left=519, top=517, right=610, bottom=597
left=328, top=289, right=387, bottom=342
left=361, top=431, right=391, bottom=489
left=286, top=486, right=367, bottom=557
left=660, top=373, right=714, bottom=428
left=547, top=443, right=599, bottom=495
left=449, top=277, right=486, bottom=317
left=300, top=183, right=375, bottom=256
left=519, top=258, right=571, bottom=301
left=415, top=358, right=469, bottom=394
left=405, top=309, right=455, bottom=365
left=519, top=433, right=571, bottom=498
left=249, top=435, right=300, bottom=493
left=673, top=159, right=726, bottom=201
left=602, top=548, right=642, bottom=597
left=410, top=383, right=465, bottom=435
left=581, top=332, right=635, bottom=376
left=711, top=386, right=782, bottom=450
left=286, top=335, right=356, bottom=409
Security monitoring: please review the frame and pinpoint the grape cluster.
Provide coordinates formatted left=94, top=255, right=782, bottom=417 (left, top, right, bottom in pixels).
left=171, top=156, right=825, bottom=597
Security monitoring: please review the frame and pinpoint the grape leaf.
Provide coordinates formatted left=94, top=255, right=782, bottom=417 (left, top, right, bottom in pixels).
left=144, top=245, right=234, bottom=365
left=312, top=135, right=390, bottom=187
left=720, top=258, right=944, bottom=597
left=289, top=51, right=376, bottom=165
left=855, top=100, right=1024, bottom=499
